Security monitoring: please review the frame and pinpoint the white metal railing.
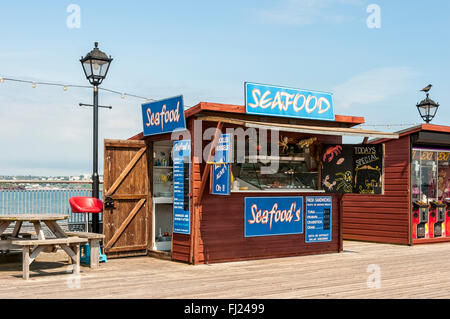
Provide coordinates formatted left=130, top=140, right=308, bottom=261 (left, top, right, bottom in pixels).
left=0, top=180, right=103, bottom=231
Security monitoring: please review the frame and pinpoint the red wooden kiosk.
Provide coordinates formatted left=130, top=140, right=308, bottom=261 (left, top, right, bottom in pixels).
left=101, top=85, right=397, bottom=264
left=342, top=124, right=450, bottom=245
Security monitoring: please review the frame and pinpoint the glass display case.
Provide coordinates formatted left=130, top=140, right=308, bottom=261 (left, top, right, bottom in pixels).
left=229, top=133, right=321, bottom=192
left=232, top=161, right=318, bottom=191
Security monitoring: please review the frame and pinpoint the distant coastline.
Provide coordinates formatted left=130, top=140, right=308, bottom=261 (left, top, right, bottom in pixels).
left=0, top=175, right=103, bottom=191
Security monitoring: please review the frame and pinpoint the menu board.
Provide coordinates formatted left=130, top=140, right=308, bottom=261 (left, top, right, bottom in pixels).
left=173, top=140, right=191, bottom=234
left=305, top=196, right=332, bottom=243
left=353, top=145, right=383, bottom=194
left=321, top=144, right=383, bottom=194
left=321, top=144, right=354, bottom=194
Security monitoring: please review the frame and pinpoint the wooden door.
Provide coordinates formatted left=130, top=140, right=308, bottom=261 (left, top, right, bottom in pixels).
left=103, top=139, right=151, bottom=258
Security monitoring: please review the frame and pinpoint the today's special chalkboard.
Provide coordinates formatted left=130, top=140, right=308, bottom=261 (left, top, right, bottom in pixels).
left=321, top=144, right=383, bottom=194
left=353, top=145, right=383, bottom=194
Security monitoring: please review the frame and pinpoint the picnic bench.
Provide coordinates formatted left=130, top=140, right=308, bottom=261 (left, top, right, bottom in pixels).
left=66, top=232, right=106, bottom=268
left=11, top=237, right=87, bottom=280
left=0, top=215, right=92, bottom=280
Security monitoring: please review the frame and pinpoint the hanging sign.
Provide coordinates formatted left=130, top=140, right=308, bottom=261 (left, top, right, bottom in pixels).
left=305, top=196, right=332, bottom=243
left=213, top=133, right=232, bottom=164
left=172, top=140, right=191, bottom=234
left=209, top=133, right=232, bottom=195
left=141, top=95, right=186, bottom=136
left=244, top=197, right=304, bottom=237
left=245, top=82, right=334, bottom=121
left=210, top=164, right=231, bottom=195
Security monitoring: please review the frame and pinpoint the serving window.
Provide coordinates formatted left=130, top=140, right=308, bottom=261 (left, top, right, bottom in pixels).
left=229, top=131, right=321, bottom=192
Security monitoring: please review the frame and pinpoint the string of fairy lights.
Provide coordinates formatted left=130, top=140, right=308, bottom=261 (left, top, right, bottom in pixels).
left=0, top=76, right=158, bottom=102
left=0, top=75, right=421, bottom=129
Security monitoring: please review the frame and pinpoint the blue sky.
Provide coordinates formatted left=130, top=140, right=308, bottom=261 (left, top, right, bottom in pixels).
left=0, top=0, right=449, bottom=175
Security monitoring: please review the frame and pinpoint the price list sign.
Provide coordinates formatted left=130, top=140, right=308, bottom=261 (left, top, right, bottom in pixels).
left=173, top=140, right=191, bottom=234
left=305, top=196, right=332, bottom=243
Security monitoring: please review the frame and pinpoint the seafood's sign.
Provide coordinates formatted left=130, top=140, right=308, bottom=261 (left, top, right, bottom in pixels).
left=245, top=82, right=334, bottom=121
left=321, top=144, right=384, bottom=194
left=244, top=197, right=304, bottom=237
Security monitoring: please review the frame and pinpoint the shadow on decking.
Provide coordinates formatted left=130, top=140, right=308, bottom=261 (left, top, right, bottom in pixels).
left=0, top=251, right=77, bottom=279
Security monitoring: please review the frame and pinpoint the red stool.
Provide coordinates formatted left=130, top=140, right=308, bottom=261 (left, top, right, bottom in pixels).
left=69, top=196, right=107, bottom=265
left=69, top=197, right=103, bottom=232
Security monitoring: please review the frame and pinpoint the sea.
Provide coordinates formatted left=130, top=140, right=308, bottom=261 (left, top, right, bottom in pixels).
left=0, top=189, right=103, bottom=235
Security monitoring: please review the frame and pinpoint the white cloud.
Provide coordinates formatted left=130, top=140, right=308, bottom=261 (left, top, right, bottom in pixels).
left=332, top=67, right=419, bottom=110
left=257, top=0, right=364, bottom=26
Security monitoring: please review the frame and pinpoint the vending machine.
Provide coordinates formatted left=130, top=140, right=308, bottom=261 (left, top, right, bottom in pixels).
left=412, top=201, right=429, bottom=239
left=429, top=201, right=446, bottom=237
left=446, top=200, right=450, bottom=237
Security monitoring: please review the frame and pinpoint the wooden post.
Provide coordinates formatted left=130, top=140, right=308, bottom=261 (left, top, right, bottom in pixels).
left=90, top=239, right=100, bottom=269
left=22, top=246, right=30, bottom=280
left=12, top=221, right=23, bottom=238
left=72, top=244, right=80, bottom=275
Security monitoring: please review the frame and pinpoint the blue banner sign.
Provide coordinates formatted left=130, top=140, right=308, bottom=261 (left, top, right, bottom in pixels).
left=213, top=133, right=232, bottom=164
left=305, top=196, right=332, bottom=243
left=210, top=164, right=230, bottom=195
left=244, top=197, right=303, bottom=237
left=173, top=140, right=191, bottom=234
left=245, top=82, right=334, bottom=121
left=141, top=95, right=186, bottom=136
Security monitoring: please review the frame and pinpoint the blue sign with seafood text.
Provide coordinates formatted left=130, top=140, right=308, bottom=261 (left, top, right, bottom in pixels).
left=245, top=82, right=334, bottom=121
left=244, top=197, right=304, bottom=237
left=141, top=95, right=186, bottom=136
left=305, top=196, right=332, bottom=243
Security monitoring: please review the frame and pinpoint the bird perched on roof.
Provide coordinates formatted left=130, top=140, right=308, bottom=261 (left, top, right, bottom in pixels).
left=420, top=84, right=432, bottom=92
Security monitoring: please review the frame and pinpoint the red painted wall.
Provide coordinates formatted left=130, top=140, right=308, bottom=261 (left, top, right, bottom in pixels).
left=342, top=136, right=411, bottom=245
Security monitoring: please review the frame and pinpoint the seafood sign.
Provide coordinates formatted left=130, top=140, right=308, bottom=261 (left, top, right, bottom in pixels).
left=141, top=95, right=186, bottom=136
left=245, top=82, right=334, bottom=121
left=244, top=197, right=304, bottom=237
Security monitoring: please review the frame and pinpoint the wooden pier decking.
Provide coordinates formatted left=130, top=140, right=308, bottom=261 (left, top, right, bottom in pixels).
left=1, top=240, right=450, bottom=299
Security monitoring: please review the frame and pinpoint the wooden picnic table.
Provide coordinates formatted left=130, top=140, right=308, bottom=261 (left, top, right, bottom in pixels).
left=0, top=215, right=87, bottom=279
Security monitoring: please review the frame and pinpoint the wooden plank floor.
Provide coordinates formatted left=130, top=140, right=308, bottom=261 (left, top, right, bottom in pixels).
left=1, top=240, right=450, bottom=299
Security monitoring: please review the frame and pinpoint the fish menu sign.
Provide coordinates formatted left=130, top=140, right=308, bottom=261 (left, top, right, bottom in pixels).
left=244, top=82, right=334, bottom=121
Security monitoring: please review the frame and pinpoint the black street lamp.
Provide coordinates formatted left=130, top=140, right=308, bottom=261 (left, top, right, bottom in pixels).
left=80, top=42, right=113, bottom=233
left=416, top=91, right=439, bottom=124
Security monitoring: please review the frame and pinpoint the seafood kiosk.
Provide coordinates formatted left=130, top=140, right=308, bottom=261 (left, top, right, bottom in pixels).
left=102, top=82, right=397, bottom=263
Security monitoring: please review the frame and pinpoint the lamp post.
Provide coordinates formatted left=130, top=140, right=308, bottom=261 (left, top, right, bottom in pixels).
left=80, top=42, right=113, bottom=233
left=416, top=91, right=439, bottom=124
